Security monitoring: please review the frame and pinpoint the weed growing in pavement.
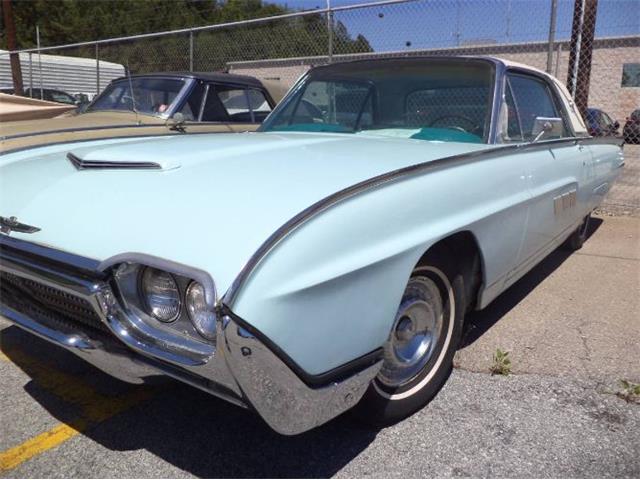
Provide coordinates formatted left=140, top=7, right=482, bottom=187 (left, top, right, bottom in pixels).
left=490, top=348, right=511, bottom=376
left=616, top=379, right=640, bottom=403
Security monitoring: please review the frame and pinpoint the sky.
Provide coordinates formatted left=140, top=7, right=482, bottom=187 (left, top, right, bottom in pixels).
left=274, top=0, right=640, bottom=51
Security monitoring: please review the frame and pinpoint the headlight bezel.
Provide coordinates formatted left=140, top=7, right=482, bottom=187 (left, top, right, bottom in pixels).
left=110, top=258, right=218, bottom=345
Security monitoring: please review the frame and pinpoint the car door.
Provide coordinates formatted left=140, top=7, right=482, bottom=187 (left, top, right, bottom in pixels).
left=175, top=82, right=270, bottom=133
left=505, top=71, right=588, bottom=279
left=599, top=111, right=617, bottom=136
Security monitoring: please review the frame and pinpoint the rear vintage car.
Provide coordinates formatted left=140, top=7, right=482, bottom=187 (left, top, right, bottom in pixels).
left=0, top=57, right=624, bottom=434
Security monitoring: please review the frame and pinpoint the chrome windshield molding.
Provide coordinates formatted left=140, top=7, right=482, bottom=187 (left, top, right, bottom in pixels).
left=221, top=314, right=381, bottom=435
left=67, top=152, right=162, bottom=170
left=487, top=58, right=505, bottom=144
left=98, top=252, right=217, bottom=309
left=224, top=136, right=588, bottom=306
left=165, top=78, right=197, bottom=119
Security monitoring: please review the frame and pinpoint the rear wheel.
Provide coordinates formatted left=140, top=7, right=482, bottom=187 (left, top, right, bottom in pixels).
left=356, top=247, right=465, bottom=425
left=563, top=214, right=591, bottom=251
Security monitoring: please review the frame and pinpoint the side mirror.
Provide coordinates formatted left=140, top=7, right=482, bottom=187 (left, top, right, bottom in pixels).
left=531, top=117, right=564, bottom=142
left=166, top=112, right=186, bottom=132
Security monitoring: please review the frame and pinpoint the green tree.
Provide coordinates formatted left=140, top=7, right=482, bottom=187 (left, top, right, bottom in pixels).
left=1, top=0, right=373, bottom=73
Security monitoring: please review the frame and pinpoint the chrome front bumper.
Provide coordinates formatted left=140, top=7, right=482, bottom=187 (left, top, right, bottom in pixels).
left=0, top=237, right=380, bottom=435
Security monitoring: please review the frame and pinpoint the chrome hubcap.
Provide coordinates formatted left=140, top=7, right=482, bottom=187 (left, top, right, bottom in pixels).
left=377, top=275, right=444, bottom=388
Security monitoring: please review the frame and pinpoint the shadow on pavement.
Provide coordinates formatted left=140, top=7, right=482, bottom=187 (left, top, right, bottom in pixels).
left=1, top=217, right=603, bottom=477
left=1, top=326, right=378, bottom=478
left=460, top=216, right=603, bottom=347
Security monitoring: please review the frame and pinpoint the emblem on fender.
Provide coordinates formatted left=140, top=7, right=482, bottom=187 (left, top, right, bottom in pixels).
left=0, top=216, right=41, bottom=235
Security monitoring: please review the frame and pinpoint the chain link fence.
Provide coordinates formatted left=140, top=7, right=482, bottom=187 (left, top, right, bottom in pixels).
left=1, top=0, right=638, bottom=144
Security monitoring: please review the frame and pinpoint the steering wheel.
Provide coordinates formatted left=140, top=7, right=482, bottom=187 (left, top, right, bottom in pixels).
left=300, top=99, right=325, bottom=122
left=428, top=114, right=478, bottom=133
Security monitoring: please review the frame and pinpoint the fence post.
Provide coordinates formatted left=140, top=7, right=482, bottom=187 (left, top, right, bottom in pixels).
left=189, top=30, right=194, bottom=72
left=29, top=53, right=33, bottom=96
left=96, top=43, right=100, bottom=96
left=37, top=25, right=43, bottom=100
left=327, top=0, right=333, bottom=63
left=546, top=0, right=558, bottom=73
left=567, top=0, right=585, bottom=98
left=2, top=0, right=24, bottom=95
left=555, top=43, right=562, bottom=77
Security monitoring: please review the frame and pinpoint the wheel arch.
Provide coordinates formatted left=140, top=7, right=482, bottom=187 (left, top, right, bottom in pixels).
left=415, top=230, right=486, bottom=313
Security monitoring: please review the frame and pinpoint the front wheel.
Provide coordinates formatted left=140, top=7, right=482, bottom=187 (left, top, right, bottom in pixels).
left=355, top=247, right=465, bottom=425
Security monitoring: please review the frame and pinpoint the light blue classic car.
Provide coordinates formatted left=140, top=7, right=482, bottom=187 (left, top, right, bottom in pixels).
left=0, top=57, right=624, bottom=435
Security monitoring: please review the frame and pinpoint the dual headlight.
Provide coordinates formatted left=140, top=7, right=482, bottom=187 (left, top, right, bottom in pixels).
left=116, top=264, right=217, bottom=342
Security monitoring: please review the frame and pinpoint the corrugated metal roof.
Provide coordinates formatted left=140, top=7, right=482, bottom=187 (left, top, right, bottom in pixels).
left=0, top=50, right=125, bottom=97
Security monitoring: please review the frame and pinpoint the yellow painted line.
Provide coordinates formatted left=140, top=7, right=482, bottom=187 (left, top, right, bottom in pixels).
left=0, top=387, right=155, bottom=472
left=0, top=422, right=84, bottom=471
left=0, top=345, right=158, bottom=472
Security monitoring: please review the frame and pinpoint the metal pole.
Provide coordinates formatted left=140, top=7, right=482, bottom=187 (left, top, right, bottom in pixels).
left=546, top=0, right=558, bottom=73
left=567, top=0, right=585, bottom=98
left=573, top=0, right=598, bottom=117
left=29, top=53, right=33, bottom=96
left=555, top=43, right=562, bottom=77
left=2, top=0, right=24, bottom=95
left=506, top=0, right=511, bottom=41
left=36, top=25, right=43, bottom=100
left=327, top=0, right=333, bottom=63
left=189, top=30, right=194, bottom=72
left=96, top=43, right=100, bottom=96
left=455, top=0, right=461, bottom=46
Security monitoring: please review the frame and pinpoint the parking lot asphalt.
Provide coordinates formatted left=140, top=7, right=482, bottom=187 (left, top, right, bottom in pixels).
left=1, top=151, right=639, bottom=478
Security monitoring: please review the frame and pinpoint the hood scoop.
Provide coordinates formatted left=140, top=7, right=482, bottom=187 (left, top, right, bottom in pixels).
left=67, top=152, right=161, bottom=170
left=66, top=137, right=182, bottom=171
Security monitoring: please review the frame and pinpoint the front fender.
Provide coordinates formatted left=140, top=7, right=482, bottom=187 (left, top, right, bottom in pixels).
left=226, top=147, right=534, bottom=376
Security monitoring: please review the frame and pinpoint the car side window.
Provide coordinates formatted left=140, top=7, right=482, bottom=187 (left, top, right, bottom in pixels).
left=504, top=81, right=523, bottom=142
left=600, top=111, right=613, bottom=127
left=200, top=85, right=231, bottom=122
left=218, top=87, right=253, bottom=122
left=247, top=89, right=272, bottom=122
left=49, top=90, right=76, bottom=105
left=507, top=73, right=568, bottom=141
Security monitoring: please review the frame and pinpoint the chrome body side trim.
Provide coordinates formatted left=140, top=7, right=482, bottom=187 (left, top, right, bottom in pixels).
left=0, top=236, right=381, bottom=435
left=223, top=135, right=622, bottom=306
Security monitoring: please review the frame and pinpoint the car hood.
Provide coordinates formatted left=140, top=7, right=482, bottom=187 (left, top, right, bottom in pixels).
left=0, top=111, right=164, bottom=138
left=0, top=132, right=490, bottom=295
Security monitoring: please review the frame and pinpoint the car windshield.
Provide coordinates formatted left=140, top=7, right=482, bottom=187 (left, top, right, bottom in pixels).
left=261, top=60, right=494, bottom=143
left=87, top=77, right=187, bottom=116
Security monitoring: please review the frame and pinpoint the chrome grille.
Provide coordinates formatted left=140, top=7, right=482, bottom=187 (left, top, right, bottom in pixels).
left=0, top=271, right=108, bottom=333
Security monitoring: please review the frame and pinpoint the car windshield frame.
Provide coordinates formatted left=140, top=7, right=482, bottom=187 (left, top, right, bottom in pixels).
left=86, top=76, right=192, bottom=117
left=260, top=58, right=497, bottom=144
